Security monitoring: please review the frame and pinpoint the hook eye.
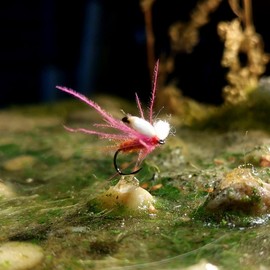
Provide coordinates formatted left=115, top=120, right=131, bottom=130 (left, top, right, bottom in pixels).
left=113, top=149, right=143, bottom=175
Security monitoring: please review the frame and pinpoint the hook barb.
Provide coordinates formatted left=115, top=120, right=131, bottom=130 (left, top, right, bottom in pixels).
left=113, top=149, right=143, bottom=175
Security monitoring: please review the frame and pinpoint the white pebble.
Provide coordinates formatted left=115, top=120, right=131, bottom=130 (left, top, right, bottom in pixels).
left=0, top=181, right=16, bottom=199
left=98, top=176, right=156, bottom=214
left=0, top=242, right=44, bottom=270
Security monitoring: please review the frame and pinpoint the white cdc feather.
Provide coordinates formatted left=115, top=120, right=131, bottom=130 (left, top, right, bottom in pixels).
left=153, top=120, right=170, bottom=140
left=128, top=116, right=156, bottom=137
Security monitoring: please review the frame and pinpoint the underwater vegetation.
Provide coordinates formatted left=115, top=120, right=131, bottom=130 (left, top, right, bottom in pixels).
left=141, top=0, right=269, bottom=109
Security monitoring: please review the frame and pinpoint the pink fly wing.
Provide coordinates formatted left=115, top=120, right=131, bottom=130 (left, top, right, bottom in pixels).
left=57, top=86, right=120, bottom=127
left=65, top=125, right=158, bottom=161
left=148, top=60, right=159, bottom=124
left=57, top=86, right=152, bottom=142
left=63, top=126, right=129, bottom=140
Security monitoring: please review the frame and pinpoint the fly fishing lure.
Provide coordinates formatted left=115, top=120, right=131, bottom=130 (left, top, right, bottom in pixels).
left=56, top=60, right=171, bottom=175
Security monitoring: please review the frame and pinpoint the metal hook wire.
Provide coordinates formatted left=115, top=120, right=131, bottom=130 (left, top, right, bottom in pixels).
left=113, top=148, right=143, bottom=175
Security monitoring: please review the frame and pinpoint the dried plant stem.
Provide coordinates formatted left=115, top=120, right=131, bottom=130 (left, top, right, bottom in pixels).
left=243, top=0, right=253, bottom=29
left=140, top=0, right=156, bottom=78
left=228, top=0, right=243, bottom=20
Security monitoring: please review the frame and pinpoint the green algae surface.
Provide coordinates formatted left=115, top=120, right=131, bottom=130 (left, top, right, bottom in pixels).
left=1, top=97, right=270, bottom=269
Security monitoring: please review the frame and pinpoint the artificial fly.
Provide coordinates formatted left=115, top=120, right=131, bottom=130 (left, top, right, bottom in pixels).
left=56, top=60, right=171, bottom=175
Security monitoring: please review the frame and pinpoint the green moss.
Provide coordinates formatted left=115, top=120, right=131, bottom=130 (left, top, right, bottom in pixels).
left=151, top=184, right=181, bottom=201
left=0, top=144, right=22, bottom=158
left=2, top=95, right=270, bottom=269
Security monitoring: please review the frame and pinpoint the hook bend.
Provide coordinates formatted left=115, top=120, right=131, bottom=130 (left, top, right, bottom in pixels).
left=113, top=149, right=143, bottom=175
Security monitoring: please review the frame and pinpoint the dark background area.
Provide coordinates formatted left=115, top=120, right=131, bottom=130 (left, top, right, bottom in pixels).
left=0, top=0, right=270, bottom=108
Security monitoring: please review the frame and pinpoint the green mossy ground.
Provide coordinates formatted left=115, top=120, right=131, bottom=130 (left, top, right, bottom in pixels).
left=1, top=90, right=270, bottom=269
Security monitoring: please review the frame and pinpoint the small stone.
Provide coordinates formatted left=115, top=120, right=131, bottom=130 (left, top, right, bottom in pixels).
left=3, top=156, right=36, bottom=171
left=205, top=168, right=270, bottom=215
left=260, top=154, right=270, bottom=167
left=97, top=176, right=156, bottom=214
left=0, top=241, right=44, bottom=270
left=186, top=260, right=219, bottom=270
left=0, top=181, right=16, bottom=199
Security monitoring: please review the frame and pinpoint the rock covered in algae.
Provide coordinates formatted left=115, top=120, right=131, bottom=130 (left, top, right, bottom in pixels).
left=205, top=167, right=270, bottom=215
left=0, top=241, right=44, bottom=270
left=95, top=176, right=156, bottom=214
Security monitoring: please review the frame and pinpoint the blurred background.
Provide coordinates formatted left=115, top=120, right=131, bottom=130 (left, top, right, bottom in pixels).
left=0, top=0, right=270, bottom=107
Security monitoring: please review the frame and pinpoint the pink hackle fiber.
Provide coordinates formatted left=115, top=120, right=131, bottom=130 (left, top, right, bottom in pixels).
left=56, top=61, right=161, bottom=163
left=149, top=59, right=159, bottom=124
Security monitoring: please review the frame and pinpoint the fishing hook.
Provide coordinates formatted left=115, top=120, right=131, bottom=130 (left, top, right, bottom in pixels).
left=113, top=148, right=143, bottom=175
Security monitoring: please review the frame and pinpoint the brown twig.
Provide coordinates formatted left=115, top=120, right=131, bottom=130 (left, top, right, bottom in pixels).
left=243, top=0, right=253, bottom=29
left=140, top=0, right=156, bottom=78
